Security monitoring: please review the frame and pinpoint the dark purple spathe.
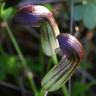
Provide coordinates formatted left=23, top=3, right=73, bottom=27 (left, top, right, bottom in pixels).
left=57, top=33, right=84, bottom=60
left=13, top=11, right=43, bottom=26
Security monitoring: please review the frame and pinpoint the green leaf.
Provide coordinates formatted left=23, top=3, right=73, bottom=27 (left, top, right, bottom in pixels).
left=1, top=3, right=14, bottom=20
left=74, top=3, right=96, bottom=29
left=87, top=0, right=96, bottom=5
left=74, top=5, right=85, bottom=21
left=0, top=55, right=18, bottom=75
left=83, top=3, right=96, bottom=29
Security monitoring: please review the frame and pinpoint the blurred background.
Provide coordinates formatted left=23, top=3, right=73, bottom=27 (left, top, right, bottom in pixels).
left=0, top=0, right=96, bottom=96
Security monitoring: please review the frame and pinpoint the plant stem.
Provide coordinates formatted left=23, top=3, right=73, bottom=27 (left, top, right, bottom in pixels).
left=62, top=85, right=69, bottom=96
left=4, top=20, right=27, bottom=68
left=38, top=88, right=47, bottom=96
left=27, top=72, right=38, bottom=96
left=3, top=19, right=38, bottom=95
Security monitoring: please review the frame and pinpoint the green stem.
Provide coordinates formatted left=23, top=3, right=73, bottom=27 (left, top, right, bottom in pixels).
left=4, top=20, right=27, bottom=68
left=62, top=85, right=69, bottom=96
left=3, top=19, right=38, bottom=95
left=27, top=72, right=38, bottom=96
left=38, top=88, right=47, bottom=96
left=51, top=53, right=58, bottom=64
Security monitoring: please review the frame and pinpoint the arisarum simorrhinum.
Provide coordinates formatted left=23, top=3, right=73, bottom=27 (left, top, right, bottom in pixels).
left=13, top=4, right=84, bottom=92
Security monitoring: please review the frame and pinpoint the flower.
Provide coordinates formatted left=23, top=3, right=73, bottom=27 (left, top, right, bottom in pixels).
left=41, top=33, right=84, bottom=92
